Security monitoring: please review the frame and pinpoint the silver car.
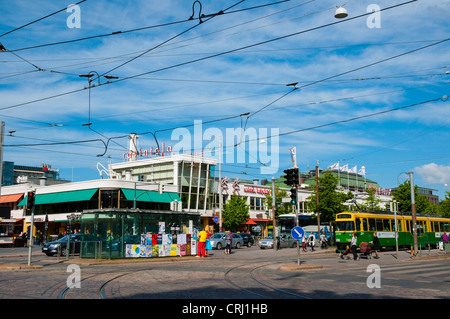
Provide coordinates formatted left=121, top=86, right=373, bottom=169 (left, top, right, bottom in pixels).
left=258, top=234, right=298, bottom=249
left=209, top=232, right=244, bottom=250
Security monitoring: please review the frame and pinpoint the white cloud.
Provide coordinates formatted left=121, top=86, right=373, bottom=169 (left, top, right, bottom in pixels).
left=415, top=163, right=450, bottom=185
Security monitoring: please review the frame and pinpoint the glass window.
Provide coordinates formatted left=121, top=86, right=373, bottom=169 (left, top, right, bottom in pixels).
left=376, top=219, right=383, bottom=231
left=369, top=219, right=376, bottom=231
left=355, top=219, right=361, bottom=231
left=397, top=220, right=402, bottom=232
left=336, top=221, right=354, bottom=231
left=383, top=219, right=391, bottom=231
left=362, top=219, right=368, bottom=232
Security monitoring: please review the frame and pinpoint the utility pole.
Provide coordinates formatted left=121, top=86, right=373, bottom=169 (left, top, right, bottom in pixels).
left=316, top=160, right=320, bottom=242
left=219, top=135, right=223, bottom=232
left=409, top=171, right=418, bottom=256
left=272, top=177, right=277, bottom=251
left=0, top=122, right=4, bottom=197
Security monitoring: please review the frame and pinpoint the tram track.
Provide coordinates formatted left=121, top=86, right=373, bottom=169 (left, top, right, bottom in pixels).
left=224, top=260, right=313, bottom=299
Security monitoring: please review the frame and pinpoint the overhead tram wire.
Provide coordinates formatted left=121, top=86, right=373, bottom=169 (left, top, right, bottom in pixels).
left=0, top=0, right=88, bottom=38
left=7, top=0, right=291, bottom=53
left=0, top=0, right=429, bottom=113
left=97, top=0, right=249, bottom=80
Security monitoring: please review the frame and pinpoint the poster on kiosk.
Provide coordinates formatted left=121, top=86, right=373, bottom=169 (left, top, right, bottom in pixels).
left=125, top=220, right=198, bottom=258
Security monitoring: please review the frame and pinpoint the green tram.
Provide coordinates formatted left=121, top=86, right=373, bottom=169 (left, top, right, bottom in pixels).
left=334, top=211, right=450, bottom=251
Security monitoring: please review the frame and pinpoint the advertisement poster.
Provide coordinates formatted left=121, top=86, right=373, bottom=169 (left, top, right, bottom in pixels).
left=152, top=233, right=158, bottom=245
left=141, top=245, right=152, bottom=258
left=170, top=244, right=177, bottom=256
left=126, top=244, right=141, bottom=258
left=152, top=245, right=159, bottom=257
left=179, top=244, right=186, bottom=256
left=159, top=245, right=166, bottom=257
left=159, top=222, right=165, bottom=234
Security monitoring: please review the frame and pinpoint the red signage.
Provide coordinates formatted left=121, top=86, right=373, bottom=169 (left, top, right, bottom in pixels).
left=243, top=187, right=271, bottom=195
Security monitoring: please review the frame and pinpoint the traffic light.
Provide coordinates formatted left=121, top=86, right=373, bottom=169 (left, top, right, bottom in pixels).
left=290, top=187, right=297, bottom=205
left=26, top=191, right=35, bottom=210
left=284, top=167, right=299, bottom=186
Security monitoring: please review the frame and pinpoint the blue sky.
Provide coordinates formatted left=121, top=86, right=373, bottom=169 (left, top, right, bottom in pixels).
left=1, top=0, right=450, bottom=199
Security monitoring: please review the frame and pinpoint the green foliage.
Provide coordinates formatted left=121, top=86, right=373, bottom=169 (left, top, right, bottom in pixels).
left=439, top=191, right=450, bottom=218
left=264, top=185, right=291, bottom=218
left=222, top=195, right=250, bottom=232
left=360, top=187, right=383, bottom=211
left=392, top=181, right=435, bottom=215
left=306, top=171, right=354, bottom=222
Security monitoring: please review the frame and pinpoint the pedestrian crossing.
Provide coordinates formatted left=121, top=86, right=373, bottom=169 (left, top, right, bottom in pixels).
left=341, top=260, right=450, bottom=283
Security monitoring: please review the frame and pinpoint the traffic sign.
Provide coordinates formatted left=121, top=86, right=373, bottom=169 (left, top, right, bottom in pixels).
left=291, top=226, right=304, bottom=240
left=213, top=216, right=219, bottom=223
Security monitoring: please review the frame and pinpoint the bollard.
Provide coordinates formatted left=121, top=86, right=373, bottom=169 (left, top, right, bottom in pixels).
left=411, top=245, right=413, bottom=258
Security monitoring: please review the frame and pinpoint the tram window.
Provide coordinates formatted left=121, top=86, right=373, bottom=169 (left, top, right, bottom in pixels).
left=369, top=219, right=376, bottom=231
left=418, top=221, right=424, bottom=237
left=423, top=221, right=428, bottom=232
left=383, top=219, right=391, bottom=231
left=355, top=219, right=361, bottom=231
left=433, top=221, right=439, bottom=232
left=362, top=219, right=368, bottom=231
left=397, top=220, right=402, bottom=232
left=336, top=221, right=354, bottom=231
left=406, top=220, right=410, bottom=233
left=376, top=219, right=383, bottom=231
left=443, top=223, right=450, bottom=232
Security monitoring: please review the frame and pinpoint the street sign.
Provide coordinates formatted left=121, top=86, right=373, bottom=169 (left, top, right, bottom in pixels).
left=291, top=226, right=304, bottom=240
left=213, top=216, right=219, bottom=223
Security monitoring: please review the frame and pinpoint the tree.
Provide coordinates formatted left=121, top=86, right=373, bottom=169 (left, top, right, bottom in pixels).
left=439, top=191, right=450, bottom=218
left=392, top=181, right=432, bottom=214
left=306, top=171, right=354, bottom=222
left=360, top=187, right=383, bottom=211
left=222, top=195, right=250, bottom=232
left=264, top=186, right=291, bottom=218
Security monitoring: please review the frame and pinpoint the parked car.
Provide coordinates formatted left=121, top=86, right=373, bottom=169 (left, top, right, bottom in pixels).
left=239, top=233, right=255, bottom=247
left=209, top=232, right=244, bottom=250
left=258, top=233, right=298, bottom=249
left=42, top=234, right=97, bottom=256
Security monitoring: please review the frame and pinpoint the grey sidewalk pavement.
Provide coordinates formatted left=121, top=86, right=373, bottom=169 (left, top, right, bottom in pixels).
left=0, top=246, right=448, bottom=271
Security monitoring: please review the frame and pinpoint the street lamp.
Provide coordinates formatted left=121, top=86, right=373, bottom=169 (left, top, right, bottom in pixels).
left=334, top=6, right=348, bottom=19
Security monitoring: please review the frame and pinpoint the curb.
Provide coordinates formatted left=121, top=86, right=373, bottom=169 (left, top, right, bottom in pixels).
left=0, top=263, right=43, bottom=271
left=279, top=263, right=323, bottom=271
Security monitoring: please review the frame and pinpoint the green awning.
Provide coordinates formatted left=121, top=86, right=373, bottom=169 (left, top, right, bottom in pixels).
left=18, top=189, right=98, bottom=206
left=121, top=189, right=181, bottom=204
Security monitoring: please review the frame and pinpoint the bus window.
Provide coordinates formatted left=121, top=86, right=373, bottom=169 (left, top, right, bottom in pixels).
left=369, top=219, right=376, bottom=231
left=376, top=219, right=383, bottom=231
left=336, top=221, right=354, bottom=231
left=362, top=219, right=368, bottom=231
left=383, top=219, right=391, bottom=231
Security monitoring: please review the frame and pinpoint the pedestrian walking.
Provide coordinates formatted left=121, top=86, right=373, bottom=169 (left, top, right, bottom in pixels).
left=225, top=231, right=233, bottom=255
left=205, top=230, right=212, bottom=256
left=370, top=232, right=381, bottom=259
left=351, top=232, right=358, bottom=260
left=301, top=236, right=307, bottom=252
left=308, top=233, right=315, bottom=252
left=197, top=228, right=207, bottom=258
